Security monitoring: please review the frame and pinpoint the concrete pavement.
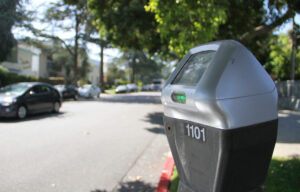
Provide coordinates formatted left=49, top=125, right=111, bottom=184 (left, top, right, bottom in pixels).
left=0, top=92, right=299, bottom=192
left=0, top=92, right=169, bottom=192
left=273, top=110, right=300, bottom=158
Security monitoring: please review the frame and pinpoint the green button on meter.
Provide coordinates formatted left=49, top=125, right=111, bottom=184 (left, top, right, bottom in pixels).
left=171, top=92, right=186, bottom=104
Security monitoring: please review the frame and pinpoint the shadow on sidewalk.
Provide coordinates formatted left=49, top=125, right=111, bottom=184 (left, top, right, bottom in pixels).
left=277, top=110, right=300, bottom=143
left=91, top=180, right=156, bottom=192
left=99, top=94, right=161, bottom=104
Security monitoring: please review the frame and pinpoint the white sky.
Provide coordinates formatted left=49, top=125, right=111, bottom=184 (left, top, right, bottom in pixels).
left=13, top=0, right=299, bottom=65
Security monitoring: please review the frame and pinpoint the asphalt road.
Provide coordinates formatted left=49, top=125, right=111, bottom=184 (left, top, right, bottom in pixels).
left=0, top=92, right=169, bottom=192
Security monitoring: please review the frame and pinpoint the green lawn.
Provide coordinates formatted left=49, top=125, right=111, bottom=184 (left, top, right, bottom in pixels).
left=104, top=89, right=116, bottom=94
left=170, top=157, right=300, bottom=192
left=170, top=167, right=180, bottom=192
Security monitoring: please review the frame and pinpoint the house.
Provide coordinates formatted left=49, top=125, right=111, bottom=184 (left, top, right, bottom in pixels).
left=1, top=42, right=48, bottom=79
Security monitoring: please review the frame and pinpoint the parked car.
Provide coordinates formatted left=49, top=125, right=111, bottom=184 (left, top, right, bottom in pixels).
left=127, top=84, right=138, bottom=92
left=151, top=79, right=164, bottom=91
left=115, top=85, right=129, bottom=93
left=0, top=82, right=61, bottom=119
left=55, top=84, right=79, bottom=100
left=141, top=84, right=152, bottom=91
left=78, top=84, right=101, bottom=98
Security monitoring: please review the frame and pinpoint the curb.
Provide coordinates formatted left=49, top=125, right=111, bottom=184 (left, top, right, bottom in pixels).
left=156, top=154, right=175, bottom=192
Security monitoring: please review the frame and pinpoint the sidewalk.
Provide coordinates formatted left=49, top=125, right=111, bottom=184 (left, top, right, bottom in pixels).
left=112, top=130, right=170, bottom=192
left=114, top=109, right=300, bottom=192
left=273, top=110, right=300, bottom=158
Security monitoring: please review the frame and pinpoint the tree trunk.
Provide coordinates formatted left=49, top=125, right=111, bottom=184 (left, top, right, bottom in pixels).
left=290, top=17, right=296, bottom=80
left=74, top=11, right=80, bottom=86
left=131, top=56, right=136, bottom=83
left=100, top=42, right=105, bottom=91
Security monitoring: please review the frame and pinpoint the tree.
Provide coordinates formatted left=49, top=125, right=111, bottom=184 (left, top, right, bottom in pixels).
left=0, top=0, right=19, bottom=61
left=146, top=0, right=299, bottom=58
left=45, top=0, right=88, bottom=85
left=81, top=14, right=110, bottom=90
left=87, top=0, right=165, bottom=54
left=106, top=58, right=127, bottom=86
left=21, top=37, right=91, bottom=83
left=145, top=0, right=228, bottom=57
left=23, top=0, right=89, bottom=85
left=216, top=0, right=272, bottom=64
left=119, top=50, right=164, bottom=83
left=240, top=0, right=300, bottom=41
left=264, top=34, right=300, bottom=80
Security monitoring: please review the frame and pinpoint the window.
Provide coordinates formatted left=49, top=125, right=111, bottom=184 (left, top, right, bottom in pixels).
left=172, top=51, right=216, bottom=86
left=40, top=86, right=51, bottom=93
left=31, top=85, right=51, bottom=94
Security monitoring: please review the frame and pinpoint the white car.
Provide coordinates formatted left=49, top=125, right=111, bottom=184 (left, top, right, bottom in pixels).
left=78, top=84, right=101, bottom=98
left=127, top=84, right=138, bottom=92
left=115, top=85, right=129, bottom=93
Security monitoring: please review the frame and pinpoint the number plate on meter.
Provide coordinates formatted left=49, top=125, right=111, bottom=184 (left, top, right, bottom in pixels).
left=184, top=123, right=206, bottom=143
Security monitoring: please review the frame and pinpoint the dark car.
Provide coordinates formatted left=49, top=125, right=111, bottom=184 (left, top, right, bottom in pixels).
left=55, top=84, right=79, bottom=100
left=0, top=82, right=62, bottom=119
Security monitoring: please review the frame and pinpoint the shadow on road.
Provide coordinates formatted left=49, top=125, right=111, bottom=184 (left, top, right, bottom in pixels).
left=144, top=112, right=164, bottom=126
left=99, top=94, right=161, bottom=104
left=0, top=112, right=65, bottom=124
left=143, top=112, right=165, bottom=135
left=91, top=180, right=156, bottom=192
left=277, top=110, right=300, bottom=143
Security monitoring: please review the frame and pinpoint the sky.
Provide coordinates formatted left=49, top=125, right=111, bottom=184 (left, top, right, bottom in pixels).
left=13, top=0, right=300, bottom=66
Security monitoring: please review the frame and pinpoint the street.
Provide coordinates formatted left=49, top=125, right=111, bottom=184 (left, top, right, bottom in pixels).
left=0, top=92, right=169, bottom=192
left=1, top=92, right=300, bottom=192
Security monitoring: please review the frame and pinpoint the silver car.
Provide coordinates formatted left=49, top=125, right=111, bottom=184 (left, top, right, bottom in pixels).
left=115, top=85, right=129, bottom=93
left=127, top=84, right=138, bottom=92
left=78, top=85, right=101, bottom=98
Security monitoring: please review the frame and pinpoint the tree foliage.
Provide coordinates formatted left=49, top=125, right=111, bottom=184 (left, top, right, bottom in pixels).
left=145, top=0, right=228, bottom=57
left=146, top=0, right=299, bottom=58
left=265, top=34, right=300, bottom=80
left=121, top=50, right=163, bottom=83
left=0, top=0, right=19, bottom=62
left=88, top=0, right=164, bottom=54
left=216, top=0, right=272, bottom=64
left=26, top=0, right=89, bottom=85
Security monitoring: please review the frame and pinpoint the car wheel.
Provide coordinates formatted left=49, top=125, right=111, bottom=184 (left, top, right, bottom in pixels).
left=53, top=101, right=60, bottom=113
left=17, top=106, right=27, bottom=119
left=74, top=94, right=79, bottom=100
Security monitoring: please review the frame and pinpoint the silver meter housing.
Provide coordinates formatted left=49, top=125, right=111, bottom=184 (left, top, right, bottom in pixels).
left=162, top=40, right=278, bottom=192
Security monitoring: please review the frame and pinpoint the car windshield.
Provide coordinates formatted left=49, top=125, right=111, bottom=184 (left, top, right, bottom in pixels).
left=0, top=84, right=30, bottom=95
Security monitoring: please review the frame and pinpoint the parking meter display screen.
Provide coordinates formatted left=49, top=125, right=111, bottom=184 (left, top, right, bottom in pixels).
left=172, top=51, right=216, bottom=86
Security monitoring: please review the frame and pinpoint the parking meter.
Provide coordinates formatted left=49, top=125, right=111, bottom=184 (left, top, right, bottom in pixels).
left=161, top=40, right=278, bottom=192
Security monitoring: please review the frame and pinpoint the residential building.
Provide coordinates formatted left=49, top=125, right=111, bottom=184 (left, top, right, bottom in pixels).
left=1, top=42, right=48, bottom=79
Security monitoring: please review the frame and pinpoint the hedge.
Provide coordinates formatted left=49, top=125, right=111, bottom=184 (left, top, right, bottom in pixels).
left=0, top=66, right=67, bottom=87
left=0, top=66, right=38, bottom=87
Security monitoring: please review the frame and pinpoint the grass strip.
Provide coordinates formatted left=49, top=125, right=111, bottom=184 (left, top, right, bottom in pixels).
left=170, top=157, right=300, bottom=192
left=105, top=89, right=116, bottom=94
